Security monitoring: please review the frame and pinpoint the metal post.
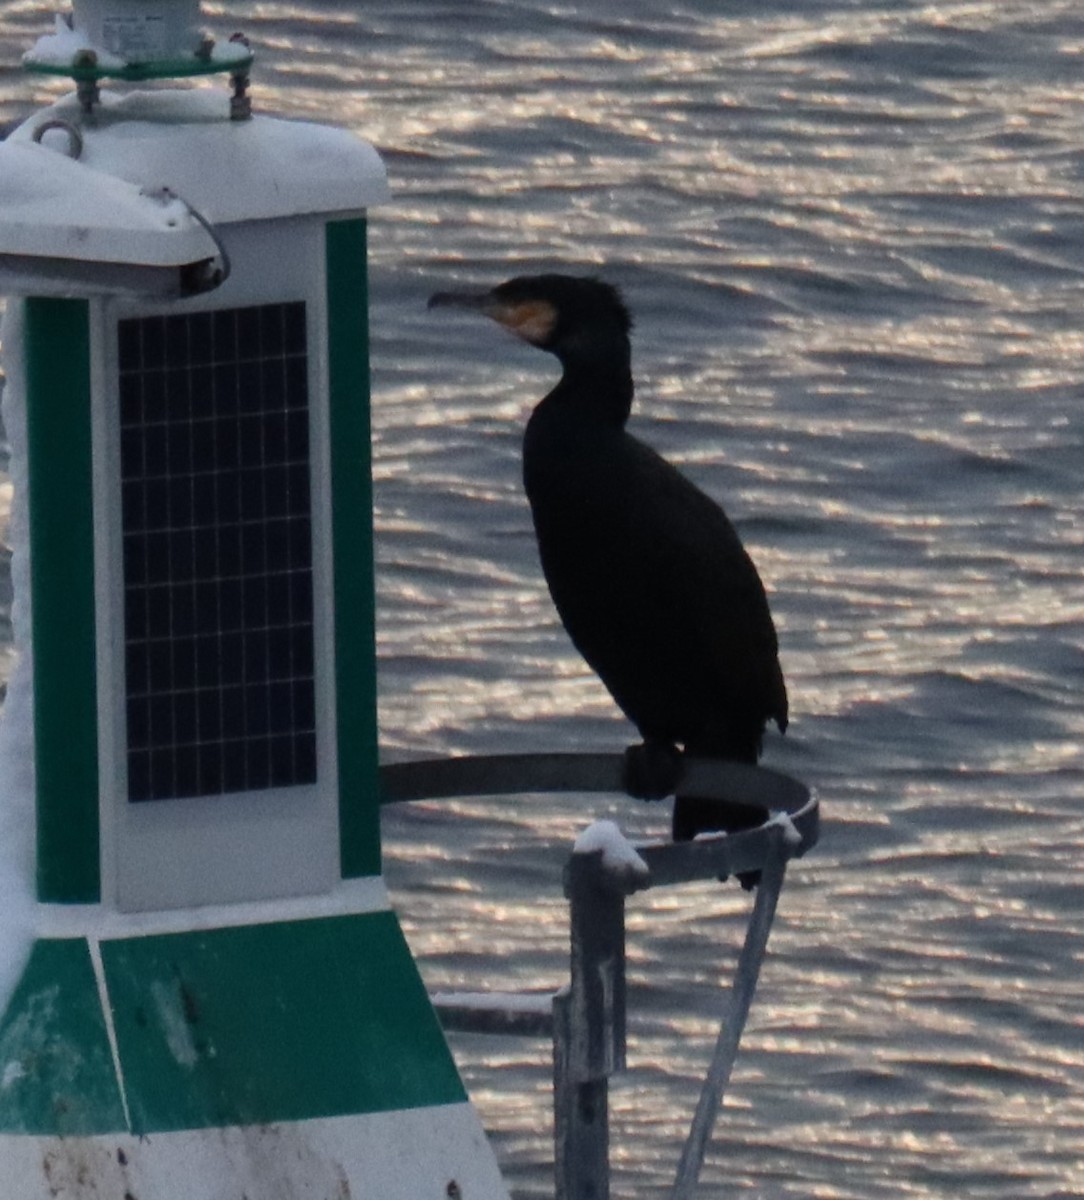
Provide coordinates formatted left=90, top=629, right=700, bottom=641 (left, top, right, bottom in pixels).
left=669, top=835, right=790, bottom=1200
left=553, top=987, right=609, bottom=1200
left=554, top=850, right=630, bottom=1200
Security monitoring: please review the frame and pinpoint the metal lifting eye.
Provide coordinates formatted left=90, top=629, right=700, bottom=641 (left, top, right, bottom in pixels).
left=31, top=118, right=83, bottom=160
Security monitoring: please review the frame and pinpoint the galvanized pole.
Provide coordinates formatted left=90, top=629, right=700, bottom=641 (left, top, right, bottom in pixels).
left=554, top=850, right=630, bottom=1200
left=669, top=835, right=790, bottom=1200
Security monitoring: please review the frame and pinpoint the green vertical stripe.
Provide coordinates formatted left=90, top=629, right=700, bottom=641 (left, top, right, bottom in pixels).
left=326, top=219, right=380, bottom=878
left=24, top=298, right=101, bottom=903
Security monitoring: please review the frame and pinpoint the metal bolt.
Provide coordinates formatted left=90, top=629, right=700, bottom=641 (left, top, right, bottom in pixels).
left=229, top=69, right=251, bottom=121
left=72, top=50, right=100, bottom=116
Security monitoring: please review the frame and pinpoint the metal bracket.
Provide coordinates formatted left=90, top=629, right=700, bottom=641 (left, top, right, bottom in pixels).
left=383, top=751, right=818, bottom=1200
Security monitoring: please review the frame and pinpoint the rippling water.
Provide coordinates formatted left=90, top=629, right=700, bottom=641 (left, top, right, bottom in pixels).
left=2, top=2, right=1083, bottom=1197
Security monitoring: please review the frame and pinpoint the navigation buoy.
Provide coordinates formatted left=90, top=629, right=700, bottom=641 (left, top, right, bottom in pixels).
left=0, top=4, right=510, bottom=1195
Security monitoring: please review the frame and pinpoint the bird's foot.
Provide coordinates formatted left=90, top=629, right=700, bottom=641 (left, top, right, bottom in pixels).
left=672, top=795, right=765, bottom=889
left=623, top=741, right=683, bottom=800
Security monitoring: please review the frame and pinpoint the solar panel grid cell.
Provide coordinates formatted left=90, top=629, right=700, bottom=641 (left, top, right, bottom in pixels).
left=119, top=301, right=318, bottom=802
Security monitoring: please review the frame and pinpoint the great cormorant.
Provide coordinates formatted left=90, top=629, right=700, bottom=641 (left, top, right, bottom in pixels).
left=428, top=274, right=788, bottom=843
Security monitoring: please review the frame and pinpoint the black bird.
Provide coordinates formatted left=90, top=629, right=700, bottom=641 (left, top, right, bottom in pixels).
left=428, top=274, right=788, bottom=843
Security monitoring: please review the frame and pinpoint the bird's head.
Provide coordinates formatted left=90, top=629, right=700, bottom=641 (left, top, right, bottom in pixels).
left=428, top=274, right=632, bottom=367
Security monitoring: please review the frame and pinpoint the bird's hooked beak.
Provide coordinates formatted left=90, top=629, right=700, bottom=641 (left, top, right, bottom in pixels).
left=428, top=288, right=557, bottom=346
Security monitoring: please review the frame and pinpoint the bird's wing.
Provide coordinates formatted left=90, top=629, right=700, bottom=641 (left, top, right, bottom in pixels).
left=618, top=438, right=787, bottom=727
left=531, top=431, right=787, bottom=747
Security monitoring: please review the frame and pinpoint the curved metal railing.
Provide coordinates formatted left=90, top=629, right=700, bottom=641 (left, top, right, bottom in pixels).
left=379, top=752, right=819, bottom=1200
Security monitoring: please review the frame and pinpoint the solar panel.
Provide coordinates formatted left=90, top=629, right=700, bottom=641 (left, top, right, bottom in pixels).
left=118, top=301, right=318, bottom=802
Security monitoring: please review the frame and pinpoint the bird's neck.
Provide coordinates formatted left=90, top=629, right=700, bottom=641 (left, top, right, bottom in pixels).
left=551, top=338, right=634, bottom=426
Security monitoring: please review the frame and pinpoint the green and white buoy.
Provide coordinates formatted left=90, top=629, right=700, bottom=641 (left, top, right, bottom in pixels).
left=0, top=3, right=509, bottom=1195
